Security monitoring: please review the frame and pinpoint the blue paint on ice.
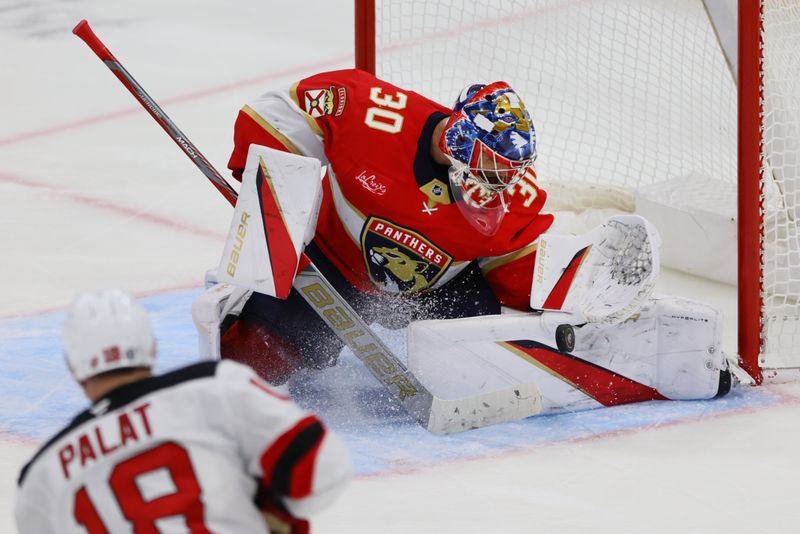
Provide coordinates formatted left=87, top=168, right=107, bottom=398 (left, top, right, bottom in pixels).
left=0, top=289, right=780, bottom=476
left=0, top=290, right=204, bottom=440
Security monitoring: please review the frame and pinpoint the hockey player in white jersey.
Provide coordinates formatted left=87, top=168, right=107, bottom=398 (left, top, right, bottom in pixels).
left=15, top=289, right=351, bottom=534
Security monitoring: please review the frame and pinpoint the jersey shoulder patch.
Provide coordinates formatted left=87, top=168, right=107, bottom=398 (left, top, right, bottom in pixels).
left=302, top=85, right=347, bottom=118
left=294, top=69, right=368, bottom=119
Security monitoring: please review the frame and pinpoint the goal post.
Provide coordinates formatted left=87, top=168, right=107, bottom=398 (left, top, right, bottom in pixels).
left=738, top=0, right=763, bottom=383
left=354, top=0, right=800, bottom=383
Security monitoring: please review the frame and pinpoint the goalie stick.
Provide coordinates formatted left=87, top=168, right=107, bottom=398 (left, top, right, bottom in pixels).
left=72, top=19, right=545, bottom=434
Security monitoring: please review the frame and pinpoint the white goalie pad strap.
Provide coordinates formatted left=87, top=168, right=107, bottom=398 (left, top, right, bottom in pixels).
left=217, top=145, right=324, bottom=299
left=191, top=283, right=252, bottom=360
left=530, top=214, right=661, bottom=324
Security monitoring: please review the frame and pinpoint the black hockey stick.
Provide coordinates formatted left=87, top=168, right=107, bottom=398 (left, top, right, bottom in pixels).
left=73, top=20, right=544, bottom=433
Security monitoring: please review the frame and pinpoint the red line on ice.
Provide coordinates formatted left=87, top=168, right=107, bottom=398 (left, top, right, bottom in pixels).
left=355, top=391, right=797, bottom=480
left=0, top=0, right=586, bottom=146
left=0, top=283, right=204, bottom=321
left=0, top=172, right=226, bottom=241
left=0, top=430, right=40, bottom=447
left=0, top=54, right=352, bottom=147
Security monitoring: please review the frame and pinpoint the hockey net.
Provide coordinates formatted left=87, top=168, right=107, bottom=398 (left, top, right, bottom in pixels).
left=356, top=0, right=800, bottom=381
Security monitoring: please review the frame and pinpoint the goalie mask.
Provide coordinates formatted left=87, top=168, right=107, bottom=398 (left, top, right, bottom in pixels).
left=63, top=289, right=156, bottom=381
left=439, top=82, right=537, bottom=236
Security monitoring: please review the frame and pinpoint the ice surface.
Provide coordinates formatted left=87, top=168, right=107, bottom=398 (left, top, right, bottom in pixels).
left=3, top=1, right=800, bottom=533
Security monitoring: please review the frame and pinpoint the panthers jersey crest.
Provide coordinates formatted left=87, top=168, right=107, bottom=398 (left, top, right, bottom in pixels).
left=361, top=217, right=452, bottom=293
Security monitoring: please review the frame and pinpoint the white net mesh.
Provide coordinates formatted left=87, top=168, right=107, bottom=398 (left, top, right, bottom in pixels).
left=371, top=0, right=800, bottom=368
left=374, top=0, right=737, bottom=200
left=761, top=0, right=800, bottom=368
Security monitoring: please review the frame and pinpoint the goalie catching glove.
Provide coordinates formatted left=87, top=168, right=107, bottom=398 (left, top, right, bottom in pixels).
left=530, top=214, right=661, bottom=324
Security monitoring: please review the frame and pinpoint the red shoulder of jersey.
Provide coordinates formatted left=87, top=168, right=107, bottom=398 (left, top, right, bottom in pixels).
left=484, top=168, right=552, bottom=253
left=289, top=69, right=449, bottom=164
left=291, top=69, right=439, bottom=131
left=478, top=169, right=554, bottom=310
left=227, top=68, right=447, bottom=181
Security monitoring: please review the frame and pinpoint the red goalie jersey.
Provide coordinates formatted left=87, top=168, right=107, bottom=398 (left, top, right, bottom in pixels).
left=228, top=69, right=553, bottom=310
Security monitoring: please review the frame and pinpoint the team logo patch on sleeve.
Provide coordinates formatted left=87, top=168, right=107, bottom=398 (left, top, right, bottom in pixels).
left=303, top=86, right=347, bottom=118
left=361, top=217, right=453, bottom=293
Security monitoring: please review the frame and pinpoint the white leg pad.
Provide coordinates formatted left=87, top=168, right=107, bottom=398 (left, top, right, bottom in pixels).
left=191, top=282, right=252, bottom=360
left=408, top=295, right=726, bottom=415
left=575, top=295, right=726, bottom=400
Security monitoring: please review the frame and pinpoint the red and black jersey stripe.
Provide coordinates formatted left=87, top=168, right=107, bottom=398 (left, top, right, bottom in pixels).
left=259, top=415, right=326, bottom=499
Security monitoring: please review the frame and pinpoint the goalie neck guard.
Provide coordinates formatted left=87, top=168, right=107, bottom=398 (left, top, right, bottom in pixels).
left=63, top=289, right=156, bottom=381
left=439, top=82, right=537, bottom=236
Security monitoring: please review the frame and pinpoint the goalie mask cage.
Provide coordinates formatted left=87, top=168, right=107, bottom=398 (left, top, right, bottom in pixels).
left=354, top=0, right=800, bottom=384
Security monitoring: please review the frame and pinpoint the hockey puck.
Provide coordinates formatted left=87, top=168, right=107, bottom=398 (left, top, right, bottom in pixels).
left=555, top=324, right=575, bottom=353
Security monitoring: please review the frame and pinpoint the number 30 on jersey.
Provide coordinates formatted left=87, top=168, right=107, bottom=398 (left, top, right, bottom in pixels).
left=364, top=87, right=407, bottom=134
